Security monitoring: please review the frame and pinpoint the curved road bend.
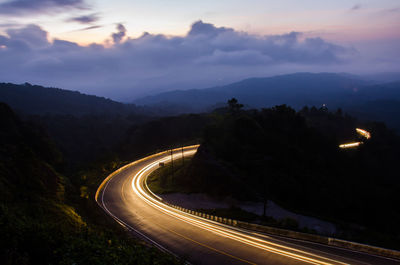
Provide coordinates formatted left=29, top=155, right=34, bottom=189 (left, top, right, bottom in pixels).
left=97, top=146, right=399, bottom=265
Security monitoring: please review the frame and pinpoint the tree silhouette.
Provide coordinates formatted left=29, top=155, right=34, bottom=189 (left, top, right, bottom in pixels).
left=228, top=98, right=243, bottom=113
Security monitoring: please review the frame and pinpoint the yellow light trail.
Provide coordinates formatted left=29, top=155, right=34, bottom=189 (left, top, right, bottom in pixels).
left=339, top=142, right=362, bottom=149
left=131, top=150, right=349, bottom=265
left=339, top=128, right=371, bottom=149
left=356, top=128, right=371, bottom=139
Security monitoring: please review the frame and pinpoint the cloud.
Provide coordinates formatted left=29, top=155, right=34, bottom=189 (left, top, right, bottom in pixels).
left=73, top=25, right=103, bottom=32
left=1, top=20, right=385, bottom=101
left=0, top=23, right=21, bottom=28
left=6, top=24, right=49, bottom=47
left=188, top=20, right=233, bottom=37
left=350, top=4, right=362, bottom=11
left=0, top=0, right=87, bottom=15
left=112, top=23, right=126, bottom=44
left=383, top=7, right=400, bottom=13
left=67, top=13, right=100, bottom=24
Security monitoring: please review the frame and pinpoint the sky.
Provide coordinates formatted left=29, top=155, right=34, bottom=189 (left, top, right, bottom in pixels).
left=0, top=0, right=399, bottom=101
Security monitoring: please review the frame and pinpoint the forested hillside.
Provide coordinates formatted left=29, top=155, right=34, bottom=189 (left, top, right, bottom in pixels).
left=0, top=103, right=180, bottom=264
left=157, top=100, right=400, bottom=249
left=0, top=83, right=142, bottom=116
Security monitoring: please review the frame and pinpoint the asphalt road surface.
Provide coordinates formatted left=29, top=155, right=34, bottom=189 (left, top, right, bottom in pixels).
left=97, top=146, right=400, bottom=265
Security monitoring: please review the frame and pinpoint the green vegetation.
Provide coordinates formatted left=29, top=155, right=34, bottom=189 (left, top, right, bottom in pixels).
left=148, top=99, right=400, bottom=249
left=0, top=91, right=216, bottom=263
left=2, top=80, right=400, bottom=263
left=147, top=158, right=193, bottom=194
left=0, top=82, right=142, bottom=116
left=0, top=103, right=181, bottom=264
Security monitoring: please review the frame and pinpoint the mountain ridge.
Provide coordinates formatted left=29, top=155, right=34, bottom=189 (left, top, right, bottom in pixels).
left=0, top=82, right=141, bottom=116
left=133, top=73, right=373, bottom=111
left=132, top=73, right=400, bottom=131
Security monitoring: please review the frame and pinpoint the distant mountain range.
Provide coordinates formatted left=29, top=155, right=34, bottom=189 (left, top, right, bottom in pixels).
left=0, top=82, right=142, bottom=116
left=134, top=73, right=400, bottom=131
left=1, top=73, right=399, bottom=131
left=133, top=73, right=373, bottom=111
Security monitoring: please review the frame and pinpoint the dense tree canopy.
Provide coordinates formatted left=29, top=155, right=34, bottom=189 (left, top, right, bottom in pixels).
left=0, top=103, right=180, bottom=264
left=172, top=101, right=400, bottom=248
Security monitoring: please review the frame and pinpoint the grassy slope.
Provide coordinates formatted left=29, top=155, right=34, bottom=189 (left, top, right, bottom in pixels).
left=0, top=103, right=179, bottom=265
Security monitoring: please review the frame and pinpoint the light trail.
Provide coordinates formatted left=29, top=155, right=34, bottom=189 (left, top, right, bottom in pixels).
left=130, top=149, right=349, bottom=265
left=339, top=128, right=371, bottom=149
left=97, top=143, right=400, bottom=264
left=98, top=145, right=400, bottom=264
left=339, top=142, right=362, bottom=149
left=356, top=128, right=371, bottom=139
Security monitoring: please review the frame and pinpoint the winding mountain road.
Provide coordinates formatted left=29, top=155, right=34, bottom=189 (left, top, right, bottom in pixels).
left=96, top=146, right=399, bottom=265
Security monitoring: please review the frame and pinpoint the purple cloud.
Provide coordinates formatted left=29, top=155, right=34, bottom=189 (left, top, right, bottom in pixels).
left=67, top=13, right=100, bottom=24
left=0, top=21, right=378, bottom=101
left=383, top=7, right=400, bottom=13
left=112, top=24, right=126, bottom=44
left=6, top=24, right=49, bottom=47
left=188, top=20, right=233, bottom=37
left=350, top=4, right=362, bottom=11
left=73, top=25, right=103, bottom=32
left=0, top=0, right=87, bottom=15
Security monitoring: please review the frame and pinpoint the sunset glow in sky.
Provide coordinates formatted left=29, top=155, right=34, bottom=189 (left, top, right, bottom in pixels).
left=2, top=0, right=398, bottom=44
left=0, top=0, right=399, bottom=100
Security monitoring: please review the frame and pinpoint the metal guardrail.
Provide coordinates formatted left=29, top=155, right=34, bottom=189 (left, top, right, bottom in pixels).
left=99, top=145, right=400, bottom=261
left=153, top=191, right=400, bottom=261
